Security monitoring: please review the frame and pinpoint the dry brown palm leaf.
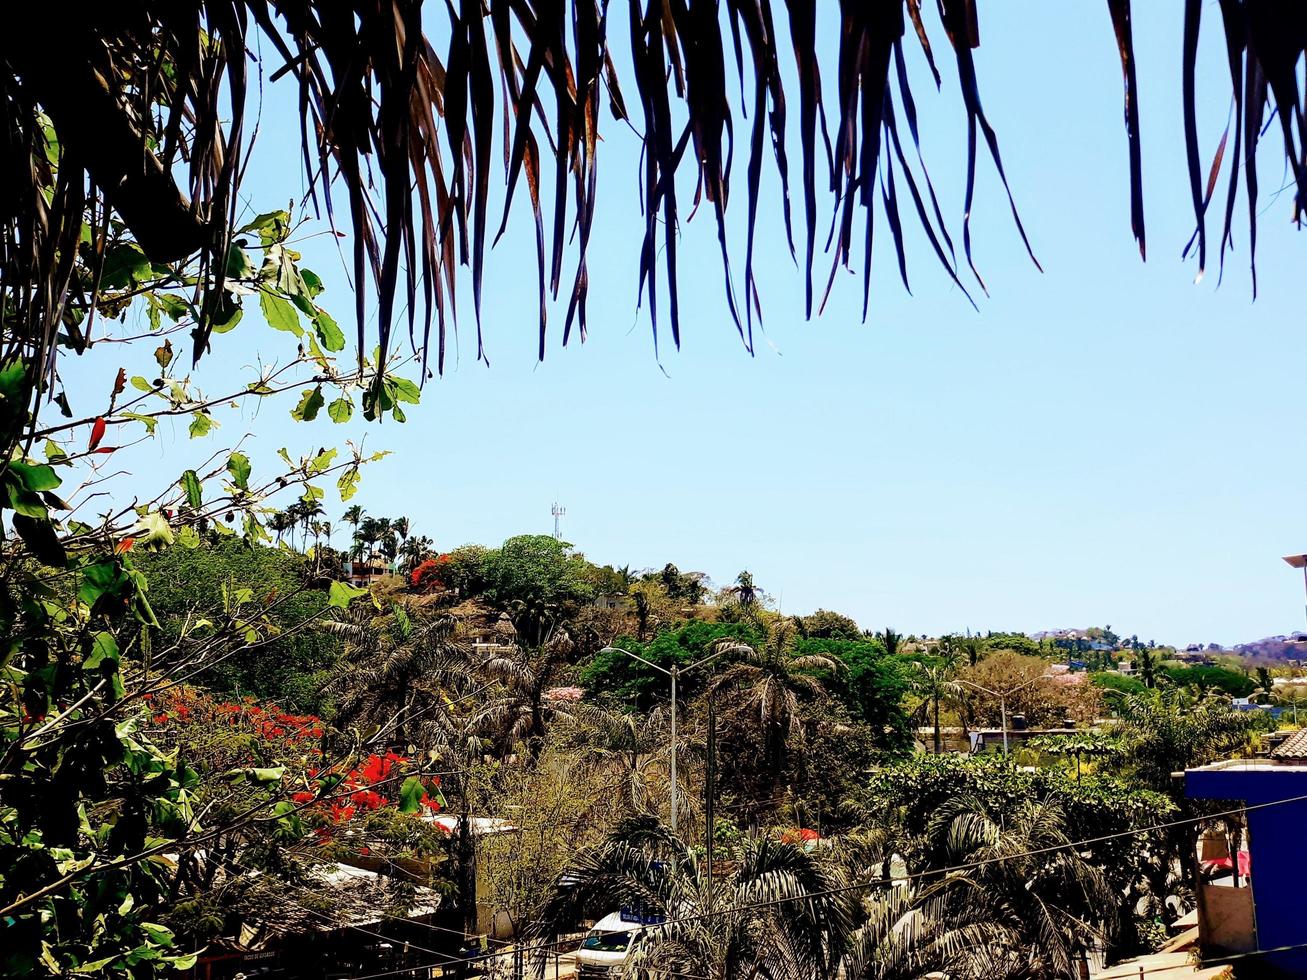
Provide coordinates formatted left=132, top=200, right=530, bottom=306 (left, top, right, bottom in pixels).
left=8, top=0, right=1307, bottom=399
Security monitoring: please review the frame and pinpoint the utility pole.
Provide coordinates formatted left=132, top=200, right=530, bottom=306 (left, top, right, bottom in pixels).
left=600, top=645, right=726, bottom=836
left=551, top=501, right=565, bottom=540
left=705, top=695, right=716, bottom=907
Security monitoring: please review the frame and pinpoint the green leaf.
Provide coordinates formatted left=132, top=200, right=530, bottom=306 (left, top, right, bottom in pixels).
left=301, top=269, right=324, bottom=297
left=133, top=512, right=175, bottom=551
left=291, top=385, right=324, bottom=422
left=13, top=513, right=66, bottom=567
left=10, top=460, right=61, bottom=492
left=188, top=413, right=213, bottom=439
left=337, top=466, right=360, bottom=502
left=176, top=525, right=201, bottom=549
left=312, top=310, right=346, bottom=352
left=237, top=209, right=291, bottom=245
left=6, top=479, right=48, bottom=519
left=179, top=470, right=202, bottom=509
left=130, top=376, right=154, bottom=392
left=139, top=922, right=175, bottom=946
left=121, top=411, right=158, bottom=435
left=83, top=631, right=120, bottom=670
left=156, top=294, right=191, bottom=322
left=43, top=439, right=67, bottom=462
left=327, top=397, right=353, bottom=424
left=259, top=289, right=302, bottom=336
left=309, top=448, right=337, bottom=473
left=398, top=776, right=425, bottom=814
left=328, top=580, right=369, bottom=609
left=390, top=377, right=422, bottom=404
left=225, top=243, right=256, bottom=279
left=226, top=452, right=251, bottom=490
left=100, top=244, right=152, bottom=289
left=206, top=291, right=243, bottom=334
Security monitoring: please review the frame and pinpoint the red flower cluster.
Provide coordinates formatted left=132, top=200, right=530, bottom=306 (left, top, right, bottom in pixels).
left=410, top=553, right=452, bottom=591
left=146, top=688, right=445, bottom=848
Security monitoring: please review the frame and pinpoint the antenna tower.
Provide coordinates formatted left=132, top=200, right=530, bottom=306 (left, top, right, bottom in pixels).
left=551, top=502, right=565, bottom=540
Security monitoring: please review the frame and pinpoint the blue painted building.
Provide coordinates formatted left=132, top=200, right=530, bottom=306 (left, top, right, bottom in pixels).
left=1185, top=730, right=1307, bottom=976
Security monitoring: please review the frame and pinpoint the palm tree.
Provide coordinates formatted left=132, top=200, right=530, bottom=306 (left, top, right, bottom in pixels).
left=296, top=500, right=324, bottom=552
left=341, top=505, right=366, bottom=553
left=709, top=621, right=840, bottom=796
left=568, top=703, right=673, bottom=816
left=839, top=884, right=1018, bottom=980
left=356, top=515, right=383, bottom=563
left=530, top=816, right=855, bottom=980
left=726, top=570, right=761, bottom=611
left=391, top=516, right=410, bottom=546
left=471, top=631, right=577, bottom=756
left=322, top=603, right=471, bottom=747
left=1136, top=646, right=1158, bottom=689
left=400, top=534, right=434, bottom=574
left=911, top=649, right=961, bottom=756
left=878, top=628, right=904, bottom=658
left=918, top=795, right=1118, bottom=978
left=267, top=509, right=291, bottom=545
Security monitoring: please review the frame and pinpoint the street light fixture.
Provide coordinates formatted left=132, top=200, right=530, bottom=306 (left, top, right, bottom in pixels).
left=955, top=672, right=1054, bottom=758
left=600, top=645, right=727, bottom=836
left=1282, top=554, right=1307, bottom=634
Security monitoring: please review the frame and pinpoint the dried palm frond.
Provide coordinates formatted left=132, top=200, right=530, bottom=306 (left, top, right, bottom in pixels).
left=5, top=0, right=1303, bottom=397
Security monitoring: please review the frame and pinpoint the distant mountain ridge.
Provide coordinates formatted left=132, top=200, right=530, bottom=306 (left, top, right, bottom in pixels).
left=1233, top=635, right=1307, bottom=661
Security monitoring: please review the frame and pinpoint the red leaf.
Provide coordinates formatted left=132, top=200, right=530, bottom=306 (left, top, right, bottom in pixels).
left=88, top=417, right=107, bottom=450
left=115, top=537, right=136, bottom=554
left=112, top=368, right=127, bottom=398
left=93, top=447, right=116, bottom=455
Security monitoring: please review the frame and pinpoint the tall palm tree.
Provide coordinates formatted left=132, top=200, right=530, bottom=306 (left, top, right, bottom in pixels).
left=710, top=621, right=840, bottom=795
left=356, top=515, right=383, bottom=562
left=391, top=516, right=410, bottom=545
left=531, top=816, right=855, bottom=980
left=341, top=505, right=366, bottom=554
left=322, top=603, right=471, bottom=747
left=296, top=500, right=324, bottom=552
left=911, top=649, right=961, bottom=756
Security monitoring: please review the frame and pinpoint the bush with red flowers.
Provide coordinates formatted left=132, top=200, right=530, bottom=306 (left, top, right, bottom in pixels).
left=409, top=553, right=450, bottom=591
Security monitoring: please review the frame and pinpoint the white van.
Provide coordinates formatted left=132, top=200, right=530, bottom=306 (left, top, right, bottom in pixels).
left=574, top=910, right=662, bottom=979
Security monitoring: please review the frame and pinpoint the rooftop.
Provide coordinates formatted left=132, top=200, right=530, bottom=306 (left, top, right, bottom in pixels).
left=1271, top=728, right=1307, bottom=762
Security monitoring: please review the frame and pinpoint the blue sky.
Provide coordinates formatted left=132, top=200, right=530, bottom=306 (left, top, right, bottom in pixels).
left=62, top=3, right=1307, bottom=646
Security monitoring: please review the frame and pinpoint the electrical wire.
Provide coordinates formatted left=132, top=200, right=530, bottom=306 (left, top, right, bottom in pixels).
left=339, top=789, right=1307, bottom=980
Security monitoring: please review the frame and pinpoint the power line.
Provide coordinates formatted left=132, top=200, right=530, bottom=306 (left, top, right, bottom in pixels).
left=344, top=790, right=1307, bottom=979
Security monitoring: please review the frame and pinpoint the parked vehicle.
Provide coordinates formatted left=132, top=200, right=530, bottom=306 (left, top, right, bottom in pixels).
left=574, top=909, right=663, bottom=979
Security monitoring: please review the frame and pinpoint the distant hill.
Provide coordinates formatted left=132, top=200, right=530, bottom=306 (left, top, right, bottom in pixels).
left=1234, top=635, right=1307, bottom=662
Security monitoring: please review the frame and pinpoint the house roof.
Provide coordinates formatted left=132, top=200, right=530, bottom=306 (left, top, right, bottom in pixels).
left=1271, top=728, right=1307, bottom=762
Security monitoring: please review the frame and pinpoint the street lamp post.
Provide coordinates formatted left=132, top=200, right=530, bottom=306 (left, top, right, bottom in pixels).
left=600, top=646, right=727, bottom=836
left=955, top=673, right=1052, bottom=758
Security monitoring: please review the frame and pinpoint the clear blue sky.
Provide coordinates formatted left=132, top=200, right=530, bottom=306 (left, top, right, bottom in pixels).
left=62, top=3, right=1307, bottom=647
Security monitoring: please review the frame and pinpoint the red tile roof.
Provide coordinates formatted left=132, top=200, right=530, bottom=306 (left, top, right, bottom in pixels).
left=1271, top=728, right=1307, bottom=761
